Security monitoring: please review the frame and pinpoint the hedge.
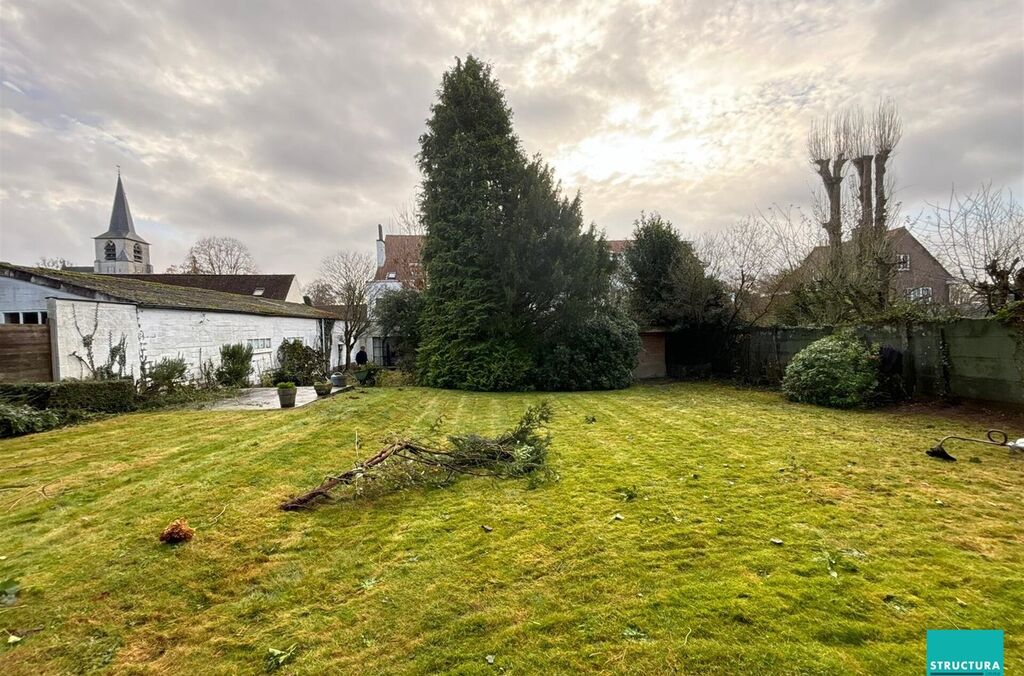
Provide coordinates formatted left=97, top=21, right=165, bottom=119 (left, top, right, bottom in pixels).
left=0, top=380, right=137, bottom=413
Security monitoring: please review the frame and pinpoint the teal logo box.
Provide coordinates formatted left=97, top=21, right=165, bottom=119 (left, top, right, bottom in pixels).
left=927, top=630, right=1003, bottom=675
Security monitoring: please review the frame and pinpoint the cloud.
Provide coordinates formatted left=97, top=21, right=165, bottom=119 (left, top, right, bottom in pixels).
left=1, top=0, right=1021, bottom=282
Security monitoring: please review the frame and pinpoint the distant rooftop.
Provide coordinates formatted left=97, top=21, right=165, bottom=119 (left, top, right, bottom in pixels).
left=114, top=273, right=297, bottom=301
left=0, top=264, right=329, bottom=319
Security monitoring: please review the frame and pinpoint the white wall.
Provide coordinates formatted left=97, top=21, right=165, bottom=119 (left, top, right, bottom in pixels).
left=0, top=278, right=89, bottom=320
left=47, top=296, right=339, bottom=384
left=48, top=298, right=143, bottom=380
left=136, top=307, right=328, bottom=382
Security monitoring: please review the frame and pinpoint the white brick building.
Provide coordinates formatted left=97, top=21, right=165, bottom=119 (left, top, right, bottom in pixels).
left=0, top=264, right=347, bottom=383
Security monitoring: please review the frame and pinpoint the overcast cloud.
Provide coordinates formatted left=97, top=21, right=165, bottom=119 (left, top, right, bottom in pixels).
left=1, top=0, right=1021, bottom=282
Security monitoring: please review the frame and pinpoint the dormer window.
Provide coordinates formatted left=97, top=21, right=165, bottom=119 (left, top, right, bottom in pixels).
left=896, top=253, right=910, bottom=271
left=253, top=287, right=265, bottom=296
left=133, top=243, right=143, bottom=262
left=386, top=272, right=397, bottom=280
left=104, top=241, right=116, bottom=261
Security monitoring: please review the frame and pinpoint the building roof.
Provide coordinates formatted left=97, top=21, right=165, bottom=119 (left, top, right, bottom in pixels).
left=373, top=235, right=425, bottom=287
left=114, top=273, right=297, bottom=301
left=372, top=234, right=632, bottom=287
left=94, top=175, right=148, bottom=244
left=804, top=227, right=953, bottom=279
left=315, top=304, right=367, bottom=321
left=0, top=264, right=331, bottom=319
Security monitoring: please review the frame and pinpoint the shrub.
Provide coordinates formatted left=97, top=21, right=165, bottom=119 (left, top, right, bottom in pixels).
left=782, top=331, right=879, bottom=408
left=1, top=380, right=136, bottom=413
left=272, top=339, right=326, bottom=386
left=0, top=383, right=57, bottom=409
left=276, top=381, right=296, bottom=390
left=533, top=308, right=640, bottom=391
left=49, top=379, right=137, bottom=412
left=0, top=402, right=63, bottom=438
left=375, top=369, right=414, bottom=387
left=146, top=357, right=188, bottom=392
left=216, top=343, right=254, bottom=387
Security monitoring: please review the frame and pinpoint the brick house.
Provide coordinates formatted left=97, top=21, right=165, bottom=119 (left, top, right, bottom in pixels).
left=803, top=227, right=954, bottom=304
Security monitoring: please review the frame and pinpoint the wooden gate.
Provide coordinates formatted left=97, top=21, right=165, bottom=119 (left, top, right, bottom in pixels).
left=0, top=324, right=53, bottom=383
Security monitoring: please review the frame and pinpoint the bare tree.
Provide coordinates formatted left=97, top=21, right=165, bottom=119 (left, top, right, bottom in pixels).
left=700, top=205, right=824, bottom=326
left=807, top=110, right=853, bottom=257
left=319, top=251, right=375, bottom=369
left=920, top=183, right=1024, bottom=313
left=36, top=256, right=75, bottom=270
left=302, top=279, right=337, bottom=306
left=806, top=99, right=903, bottom=315
left=168, top=236, right=258, bottom=274
left=390, top=199, right=426, bottom=235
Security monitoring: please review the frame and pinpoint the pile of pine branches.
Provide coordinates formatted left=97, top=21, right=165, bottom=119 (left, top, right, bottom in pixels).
left=280, top=402, right=552, bottom=510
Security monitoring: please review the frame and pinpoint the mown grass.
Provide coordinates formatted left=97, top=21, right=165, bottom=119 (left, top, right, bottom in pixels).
left=1, top=382, right=1021, bottom=674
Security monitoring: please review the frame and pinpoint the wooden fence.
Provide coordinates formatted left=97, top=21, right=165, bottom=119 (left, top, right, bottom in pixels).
left=0, top=324, right=53, bottom=383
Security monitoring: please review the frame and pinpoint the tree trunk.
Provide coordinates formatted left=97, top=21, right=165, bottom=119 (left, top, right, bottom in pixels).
left=873, top=150, right=890, bottom=233
left=815, top=158, right=846, bottom=271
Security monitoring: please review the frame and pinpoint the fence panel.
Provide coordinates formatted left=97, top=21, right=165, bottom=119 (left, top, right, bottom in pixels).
left=0, top=324, right=53, bottom=383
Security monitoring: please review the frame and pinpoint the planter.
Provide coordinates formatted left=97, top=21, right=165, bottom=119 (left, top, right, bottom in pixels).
left=329, top=373, right=347, bottom=388
left=313, top=382, right=333, bottom=397
left=277, top=388, right=297, bottom=408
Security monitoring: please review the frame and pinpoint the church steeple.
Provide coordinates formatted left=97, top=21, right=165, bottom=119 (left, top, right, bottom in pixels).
left=93, top=172, right=152, bottom=274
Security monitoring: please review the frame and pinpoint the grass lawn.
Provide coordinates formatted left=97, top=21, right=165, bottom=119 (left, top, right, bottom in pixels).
left=1, top=382, right=1022, bottom=674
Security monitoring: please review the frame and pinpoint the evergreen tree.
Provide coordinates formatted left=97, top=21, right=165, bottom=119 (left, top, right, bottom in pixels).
left=416, top=56, right=529, bottom=390
left=415, top=55, right=631, bottom=391
left=624, top=212, right=726, bottom=329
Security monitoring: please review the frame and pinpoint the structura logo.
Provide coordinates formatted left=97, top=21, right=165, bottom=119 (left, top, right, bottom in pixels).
left=927, top=630, right=1003, bottom=675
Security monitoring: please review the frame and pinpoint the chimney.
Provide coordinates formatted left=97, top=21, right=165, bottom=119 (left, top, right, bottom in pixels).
left=376, top=223, right=386, bottom=267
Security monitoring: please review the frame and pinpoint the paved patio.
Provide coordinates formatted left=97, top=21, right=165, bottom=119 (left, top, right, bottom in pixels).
left=208, top=386, right=331, bottom=410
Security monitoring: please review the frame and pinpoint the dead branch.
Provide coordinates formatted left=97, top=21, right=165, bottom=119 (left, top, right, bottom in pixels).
left=281, top=403, right=552, bottom=510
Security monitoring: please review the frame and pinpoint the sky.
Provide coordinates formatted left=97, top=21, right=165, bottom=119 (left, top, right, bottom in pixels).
left=1, top=0, right=1022, bottom=283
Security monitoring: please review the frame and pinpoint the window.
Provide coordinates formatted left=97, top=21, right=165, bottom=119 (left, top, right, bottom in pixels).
left=2, top=311, right=46, bottom=324
left=246, top=337, right=272, bottom=350
left=253, top=287, right=265, bottom=296
left=372, top=337, right=397, bottom=367
left=908, top=286, right=933, bottom=302
left=896, top=253, right=910, bottom=271
left=104, top=240, right=116, bottom=261
left=386, top=272, right=397, bottom=280
left=133, top=243, right=143, bottom=262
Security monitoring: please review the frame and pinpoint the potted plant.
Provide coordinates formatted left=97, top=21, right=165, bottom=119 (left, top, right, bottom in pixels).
left=277, top=382, right=297, bottom=408
left=329, top=371, right=347, bottom=388
left=313, top=381, right=333, bottom=397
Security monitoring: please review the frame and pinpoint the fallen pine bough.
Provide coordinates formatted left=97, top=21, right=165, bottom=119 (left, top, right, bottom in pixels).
left=280, top=402, right=552, bottom=510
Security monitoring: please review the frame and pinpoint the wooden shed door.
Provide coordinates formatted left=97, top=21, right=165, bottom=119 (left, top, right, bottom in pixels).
left=0, top=324, right=54, bottom=383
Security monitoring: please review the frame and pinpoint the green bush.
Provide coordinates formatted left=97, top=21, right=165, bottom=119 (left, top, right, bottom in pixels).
left=0, top=380, right=136, bottom=413
left=272, top=339, right=326, bottom=386
left=276, top=381, right=296, bottom=390
left=533, top=308, right=640, bottom=391
left=375, top=369, right=414, bottom=387
left=147, top=357, right=188, bottom=392
left=0, top=402, right=64, bottom=438
left=782, top=331, right=879, bottom=408
left=0, top=382, right=56, bottom=409
left=216, top=343, right=254, bottom=387
left=51, top=379, right=137, bottom=412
